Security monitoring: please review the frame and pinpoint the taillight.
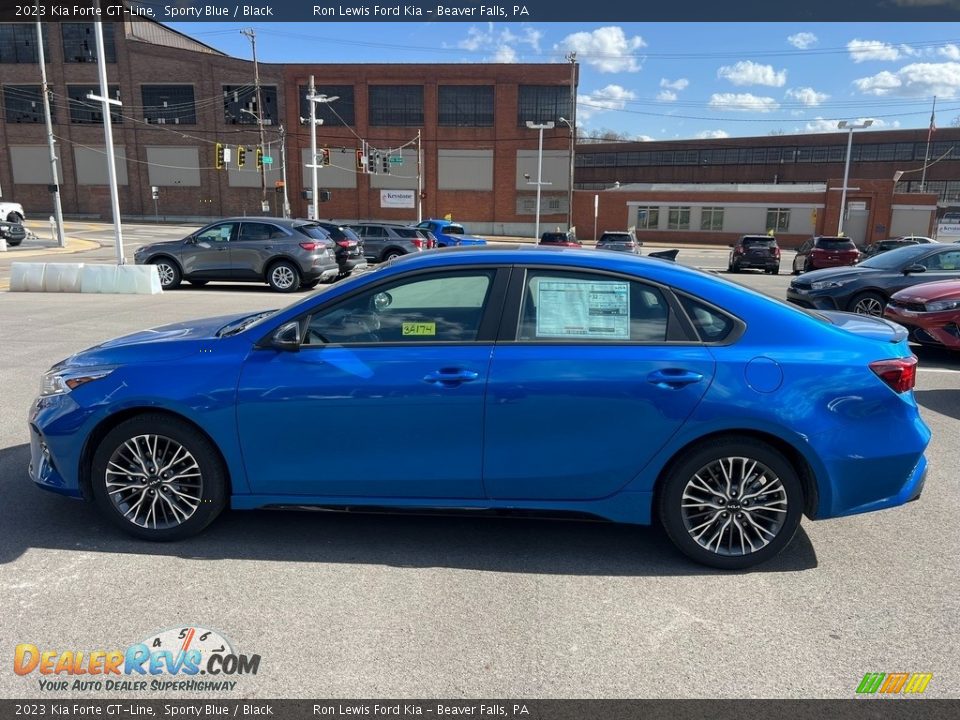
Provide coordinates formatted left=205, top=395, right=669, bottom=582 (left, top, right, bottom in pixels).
left=299, top=241, right=318, bottom=251
left=411, top=238, right=423, bottom=248
left=869, top=356, right=917, bottom=393
left=774, top=248, right=781, bottom=258
left=336, top=240, right=351, bottom=248
left=735, top=246, right=745, bottom=254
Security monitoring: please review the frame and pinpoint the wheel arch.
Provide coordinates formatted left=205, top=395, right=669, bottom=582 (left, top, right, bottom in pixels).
left=78, top=407, right=234, bottom=501
left=262, top=255, right=301, bottom=282
left=651, top=429, right=820, bottom=521
left=149, top=254, right=182, bottom=273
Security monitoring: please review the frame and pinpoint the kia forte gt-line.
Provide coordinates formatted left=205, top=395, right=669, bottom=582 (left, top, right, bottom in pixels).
left=28, top=247, right=930, bottom=569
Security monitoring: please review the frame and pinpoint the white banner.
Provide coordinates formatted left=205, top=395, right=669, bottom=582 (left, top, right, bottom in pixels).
left=381, top=189, right=415, bottom=209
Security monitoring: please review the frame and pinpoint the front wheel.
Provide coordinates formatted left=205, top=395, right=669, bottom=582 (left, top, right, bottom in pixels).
left=849, top=291, right=885, bottom=316
left=658, top=438, right=803, bottom=569
left=90, top=414, right=227, bottom=540
left=153, top=258, right=181, bottom=289
left=267, top=261, right=301, bottom=293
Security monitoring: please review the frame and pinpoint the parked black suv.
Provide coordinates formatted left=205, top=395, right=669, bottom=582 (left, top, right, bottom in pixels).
left=311, top=221, right=367, bottom=277
left=0, top=218, right=27, bottom=247
left=728, top=235, right=781, bottom=274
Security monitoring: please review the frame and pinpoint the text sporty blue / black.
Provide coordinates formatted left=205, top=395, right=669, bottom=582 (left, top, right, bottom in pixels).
left=28, top=248, right=930, bottom=569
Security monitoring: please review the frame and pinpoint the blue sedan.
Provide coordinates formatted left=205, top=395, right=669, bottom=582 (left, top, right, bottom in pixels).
left=29, top=248, right=929, bottom=569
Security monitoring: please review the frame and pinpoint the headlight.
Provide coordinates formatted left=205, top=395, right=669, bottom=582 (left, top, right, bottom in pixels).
left=0, top=224, right=8, bottom=231
left=926, top=298, right=960, bottom=312
left=40, top=367, right=115, bottom=397
left=810, top=279, right=850, bottom=291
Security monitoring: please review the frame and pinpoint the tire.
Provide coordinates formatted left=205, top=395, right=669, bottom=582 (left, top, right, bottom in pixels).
left=772, top=265, right=780, bottom=275
left=658, top=437, right=803, bottom=570
left=730, top=262, right=740, bottom=273
left=267, top=260, right=301, bottom=293
left=382, top=249, right=404, bottom=262
left=152, top=258, right=182, bottom=289
left=6, top=239, right=22, bottom=247
left=90, top=414, right=227, bottom=541
left=301, top=280, right=319, bottom=290
left=188, top=280, right=208, bottom=287
left=802, top=259, right=813, bottom=273
left=849, top=291, right=885, bottom=317
left=6, top=212, right=23, bottom=224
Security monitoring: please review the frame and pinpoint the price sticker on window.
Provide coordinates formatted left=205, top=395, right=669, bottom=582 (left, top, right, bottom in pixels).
left=402, top=322, right=436, bottom=336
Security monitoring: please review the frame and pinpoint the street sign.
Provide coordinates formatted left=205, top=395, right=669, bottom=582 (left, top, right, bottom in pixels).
left=262, top=156, right=274, bottom=165
left=389, top=156, right=403, bottom=164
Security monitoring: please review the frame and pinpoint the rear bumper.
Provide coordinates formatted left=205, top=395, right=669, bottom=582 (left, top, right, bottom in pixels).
left=735, top=257, right=778, bottom=269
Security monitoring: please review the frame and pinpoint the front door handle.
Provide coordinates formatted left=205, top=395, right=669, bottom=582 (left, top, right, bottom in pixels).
left=423, top=368, right=480, bottom=387
left=647, top=369, right=704, bottom=389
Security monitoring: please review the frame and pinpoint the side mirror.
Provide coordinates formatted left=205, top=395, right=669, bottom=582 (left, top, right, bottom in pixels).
left=184, top=236, right=197, bottom=245
left=903, top=264, right=926, bottom=275
left=270, top=321, right=302, bottom=352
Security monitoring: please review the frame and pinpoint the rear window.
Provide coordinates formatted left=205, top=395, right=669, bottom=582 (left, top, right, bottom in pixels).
left=294, top=224, right=332, bottom=241
left=444, top=225, right=464, bottom=235
left=600, top=233, right=632, bottom=242
left=678, top=295, right=736, bottom=343
left=395, top=228, right=420, bottom=238
left=815, top=237, right=856, bottom=250
left=742, top=237, right=776, bottom=248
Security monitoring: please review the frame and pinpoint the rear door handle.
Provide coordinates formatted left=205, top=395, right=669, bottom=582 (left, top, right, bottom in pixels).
left=423, top=369, right=480, bottom=387
left=647, top=369, right=704, bottom=389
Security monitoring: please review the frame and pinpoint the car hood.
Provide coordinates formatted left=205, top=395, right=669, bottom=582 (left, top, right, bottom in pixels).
left=796, top=266, right=878, bottom=283
left=136, top=239, right=184, bottom=254
left=57, top=312, right=256, bottom=368
left=891, top=279, right=960, bottom=303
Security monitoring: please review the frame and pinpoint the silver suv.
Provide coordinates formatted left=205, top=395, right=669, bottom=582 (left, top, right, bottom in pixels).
left=350, top=223, right=430, bottom=262
left=133, top=218, right=340, bottom=293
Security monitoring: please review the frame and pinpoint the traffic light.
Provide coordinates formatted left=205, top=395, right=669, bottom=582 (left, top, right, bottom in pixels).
left=356, top=149, right=365, bottom=171
left=237, top=146, right=246, bottom=168
left=215, top=143, right=224, bottom=170
left=322, top=148, right=330, bottom=166
left=382, top=154, right=390, bottom=175
left=368, top=151, right=377, bottom=174
left=256, top=146, right=263, bottom=169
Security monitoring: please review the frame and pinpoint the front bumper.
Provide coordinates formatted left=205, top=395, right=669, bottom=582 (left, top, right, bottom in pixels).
left=786, top=287, right=843, bottom=310
left=884, top=307, right=960, bottom=349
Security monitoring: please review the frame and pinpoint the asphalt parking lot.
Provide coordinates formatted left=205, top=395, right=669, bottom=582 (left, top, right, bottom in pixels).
left=0, top=225, right=958, bottom=699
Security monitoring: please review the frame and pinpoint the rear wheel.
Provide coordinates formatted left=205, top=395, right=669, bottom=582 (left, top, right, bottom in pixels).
left=802, top=259, right=813, bottom=273
left=90, top=414, right=227, bottom=541
left=658, top=437, right=803, bottom=569
left=267, top=260, right=301, bottom=293
left=153, top=258, right=181, bottom=289
left=382, top=249, right=404, bottom=262
left=849, top=291, right=885, bottom=316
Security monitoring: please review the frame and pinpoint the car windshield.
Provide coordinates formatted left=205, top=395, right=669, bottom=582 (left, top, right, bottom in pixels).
left=217, top=311, right=278, bottom=337
left=445, top=225, right=464, bottom=235
left=816, top=238, right=855, bottom=250
left=858, top=244, right=932, bottom=269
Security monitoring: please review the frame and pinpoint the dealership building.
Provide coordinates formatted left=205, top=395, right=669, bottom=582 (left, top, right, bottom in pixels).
left=0, top=19, right=953, bottom=245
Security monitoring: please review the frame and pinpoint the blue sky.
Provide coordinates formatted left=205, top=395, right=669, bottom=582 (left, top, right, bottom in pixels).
left=169, top=22, right=960, bottom=140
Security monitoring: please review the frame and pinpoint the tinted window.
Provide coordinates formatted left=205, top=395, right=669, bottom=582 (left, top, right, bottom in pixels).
left=679, top=296, right=735, bottom=343
left=395, top=228, right=420, bottom=238
left=815, top=238, right=856, bottom=250
left=859, top=244, right=932, bottom=269
left=239, top=223, right=285, bottom=242
left=742, top=238, right=776, bottom=248
left=294, top=224, right=332, bottom=241
left=444, top=225, right=464, bottom=235
left=920, top=249, right=960, bottom=271
left=517, top=271, right=669, bottom=342
left=196, top=223, right=235, bottom=243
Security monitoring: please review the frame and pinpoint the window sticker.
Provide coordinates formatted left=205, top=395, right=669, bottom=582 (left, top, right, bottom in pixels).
left=535, top=280, right=630, bottom=339
left=220, top=226, right=232, bottom=239
left=402, top=322, right=436, bottom=336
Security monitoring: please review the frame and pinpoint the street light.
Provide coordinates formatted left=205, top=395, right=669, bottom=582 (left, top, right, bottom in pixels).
left=306, top=84, right=339, bottom=222
left=525, top=120, right=554, bottom=241
left=559, top=116, right=575, bottom=232
left=837, top=119, right=873, bottom=235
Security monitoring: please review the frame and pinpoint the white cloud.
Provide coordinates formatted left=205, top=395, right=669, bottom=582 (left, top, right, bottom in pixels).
left=854, top=62, right=960, bottom=98
left=785, top=87, right=830, bottom=106
left=847, top=39, right=918, bottom=63
left=635, top=135, right=655, bottom=142
left=787, top=32, right=818, bottom=49
left=660, top=77, right=689, bottom=91
left=456, top=24, right=543, bottom=63
left=696, top=129, right=730, bottom=139
left=803, top=116, right=897, bottom=133
left=717, top=60, right=787, bottom=87
left=577, top=84, right=637, bottom=122
left=656, top=90, right=678, bottom=102
left=939, top=44, right=960, bottom=60
left=708, top=93, right=780, bottom=112
left=556, top=26, right=646, bottom=73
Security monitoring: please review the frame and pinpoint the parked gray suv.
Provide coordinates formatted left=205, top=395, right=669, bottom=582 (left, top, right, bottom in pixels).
left=350, top=222, right=429, bottom=262
left=133, top=218, right=340, bottom=293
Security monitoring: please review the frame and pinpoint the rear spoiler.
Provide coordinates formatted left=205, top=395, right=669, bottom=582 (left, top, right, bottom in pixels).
left=648, top=249, right=679, bottom=262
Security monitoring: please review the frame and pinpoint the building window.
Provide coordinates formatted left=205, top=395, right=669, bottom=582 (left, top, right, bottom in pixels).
left=67, top=85, right=121, bottom=124
left=766, top=208, right=791, bottom=233
left=369, top=85, right=423, bottom=126
left=668, top=207, right=690, bottom=231
left=298, top=85, right=354, bottom=126
left=517, top=85, right=572, bottom=126
left=700, top=207, right=724, bottom=232
left=62, top=23, right=115, bottom=63
left=223, top=85, right=278, bottom=126
left=141, top=85, right=196, bottom=125
left=635, top=207, right=659, bottom=230
left=0, top=24, right=49, bottom=64
left=3, top=85, right=49, bottom=123
left=438, top=85, right=494, bottom=127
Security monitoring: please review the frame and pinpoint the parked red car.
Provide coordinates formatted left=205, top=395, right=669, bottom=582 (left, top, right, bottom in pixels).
left=792, top=236, right=860, bottom=274
left=884, top=279, right=960, bottom=350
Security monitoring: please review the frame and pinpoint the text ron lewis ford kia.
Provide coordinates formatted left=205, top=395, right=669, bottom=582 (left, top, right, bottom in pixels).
left=28, top=248, right=930, bottom=569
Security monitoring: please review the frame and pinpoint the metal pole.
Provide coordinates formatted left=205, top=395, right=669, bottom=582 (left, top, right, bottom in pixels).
left=309, top=76, right=319, bottom=222
left=566, top=52, right=576, bottom=231
left=535, top=125, right=544, bottom=241
left=279, top=124, right=290, bottom=218
left=36, top=12, right=65, bottom=248
left=416, top=130, right=423, bottom=223
left=242, top=28, right=268, bottom=213
left=93, top=17, right=123, bottom=264
left=838, top=126, right=854, bottom=236
left=920, top=96, right=936, bottom=193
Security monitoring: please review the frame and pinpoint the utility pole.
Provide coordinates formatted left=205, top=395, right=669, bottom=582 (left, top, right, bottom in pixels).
left=305, top=84, right=338, bottom=222
left=89, top=15, right=124, bottom=264
left=416, top=129, right=423, bottom=223
left=35, top=10, right=65, bottom=248
left=279, top=124, right=290, bottom=218
left=920, top=96, right=936, bottom=193
left=565, top=51, right=577, bottom=232
left=241, top=28, right=268, bottom=213
left=526, top=121, right=554, bottom=241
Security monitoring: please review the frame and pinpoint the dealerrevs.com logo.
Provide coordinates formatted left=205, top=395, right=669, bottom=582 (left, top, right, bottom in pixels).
left=856, top=673, right=933, bottom=697
left=14, top=626, right=260, bottom=692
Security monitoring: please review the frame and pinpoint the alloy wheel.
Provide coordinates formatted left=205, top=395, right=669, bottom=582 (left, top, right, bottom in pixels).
left=853, top=297, right=884, bottom=316
left=271, top=265, right=296, bottom=290
left=156, top=263, right=176, bottom=287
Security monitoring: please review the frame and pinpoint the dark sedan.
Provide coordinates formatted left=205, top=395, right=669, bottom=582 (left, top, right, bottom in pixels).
left=787, top=243, right=960, bottom=316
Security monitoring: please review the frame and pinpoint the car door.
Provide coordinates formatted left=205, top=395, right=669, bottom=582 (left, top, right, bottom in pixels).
left=236, top=267, right=509, bottom=499
left=183, top=222, right=237, bottom=278
left=793, top=240, right=812, bottom=272
left=483, top=267, right=715, bottom=501
left=360, top=225, right=388, bottom=260
left=232, top=222, right=288, bottom=279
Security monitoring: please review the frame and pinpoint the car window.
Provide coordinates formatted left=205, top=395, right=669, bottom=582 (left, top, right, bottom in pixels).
left=445, top=225, right=464, bottom=235
left=195, top=223, right=236, bottom=244
left=921, top=249, right=960, bottom=271
left=395, top=228, right=420, bottom=238
left=294, top=224, right=331, bottom=241
left=365, top=226, right=387, bottom=238
left=678, top=296, right=736, bottom=342
left=305, top=271, right=495, bottom=345
left=743, top=238, right=776, bottom=248
left=816, top=238, right=856, bottom=250
left=516, top=270, right=669, bottom=342
left=798, top=240, right=812, bottom=253
left=239, top=222, right=285, bottom=242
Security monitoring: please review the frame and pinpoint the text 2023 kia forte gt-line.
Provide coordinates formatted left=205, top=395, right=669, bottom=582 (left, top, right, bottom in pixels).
left=29, top=248, right=930, bottom=569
